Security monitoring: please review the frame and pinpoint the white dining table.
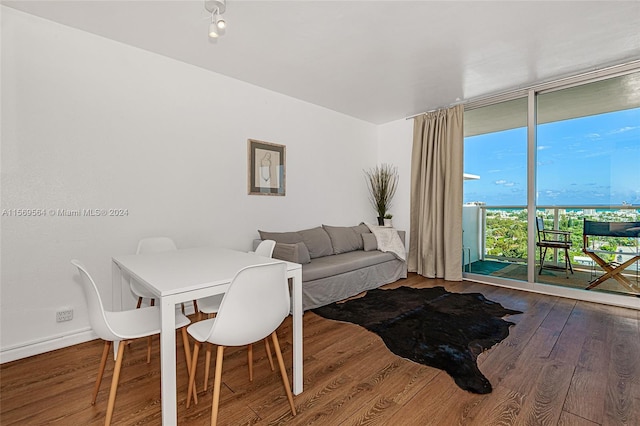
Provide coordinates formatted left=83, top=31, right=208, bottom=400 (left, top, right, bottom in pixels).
left=111, top=246, right=303, bottom=425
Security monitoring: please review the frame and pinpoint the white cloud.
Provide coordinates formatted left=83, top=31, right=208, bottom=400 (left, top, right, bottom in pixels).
left=494, top=180, right=516, bottom=187
left=609, top=126, right=639, bottom=134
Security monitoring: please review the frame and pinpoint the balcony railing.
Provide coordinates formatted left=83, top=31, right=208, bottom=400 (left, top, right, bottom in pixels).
left=463, top=204, right=640, bottom=271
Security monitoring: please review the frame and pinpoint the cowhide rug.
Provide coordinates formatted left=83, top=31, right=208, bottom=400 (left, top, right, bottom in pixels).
left=312, top=286, right=521, bottom=394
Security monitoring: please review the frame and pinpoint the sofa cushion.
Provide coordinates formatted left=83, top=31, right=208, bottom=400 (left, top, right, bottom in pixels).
left=298, top=227, right=333, bottom=259
left=258, top=230, right=303, bottom=244
left=362, top=233, right=378, bottom=251
left=272, top=242, right=311, bottom=264
left=302, top=250, right=396, bottom=282
left=351, top=223, right=371, bottom=235
left=323, top=225, right=364, bottom=254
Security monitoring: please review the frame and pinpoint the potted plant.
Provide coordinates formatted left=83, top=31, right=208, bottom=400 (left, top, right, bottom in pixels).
left=364, top=164, right=398, bottom=226
left=384, top=213, right=393, bottom=227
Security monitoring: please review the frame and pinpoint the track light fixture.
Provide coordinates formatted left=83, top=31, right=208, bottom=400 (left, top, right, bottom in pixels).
left=215, top=13, right=226, bottom=30
left=208, top=20, right=219, bottom=38
left=205, top=0, right=226, bottom=39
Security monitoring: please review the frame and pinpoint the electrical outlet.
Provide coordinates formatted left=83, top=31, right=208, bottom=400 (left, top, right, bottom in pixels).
left=56, top=309, right=73, bottom=322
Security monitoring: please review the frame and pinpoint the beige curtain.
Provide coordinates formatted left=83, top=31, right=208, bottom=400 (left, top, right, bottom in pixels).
left=408, top=104, right=464, bottom=281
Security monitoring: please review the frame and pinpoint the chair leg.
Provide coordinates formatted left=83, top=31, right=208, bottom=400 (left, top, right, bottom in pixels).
left=146, top=336, right=153, bottom=363
left=181, top=329, right=197, bottom=406
left=181, top=328, right=192, bottom=375
left=202, top=313, right=215, bottom=390
left=211, top=346, right=225, bottom=426
left=140, top=299, right=156, bottom=363
left=187, top=341, right=201, bottom=408
left=105, top=339, right=126, bottom=425
left=264, top=337, right=275, bottom=371
left=539, top=246, right=547, bottom=274
left=247, top=344, right=253, bottom=382
left=136, top=297, right=143, bottom=309
left=565, top=248, right=574, bottom=276
left=271, top=331, right=296, bottom=416
left=568, top=253, right=574, bottom=273
left=204, top=343, right=213, bottom=391
left=92, top=340, right=112, bottom=405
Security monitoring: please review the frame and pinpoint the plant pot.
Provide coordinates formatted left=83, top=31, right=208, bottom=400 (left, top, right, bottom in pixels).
left=377, top=217, right=385, bottom=226
left=384, top=219, right=392, bottom=227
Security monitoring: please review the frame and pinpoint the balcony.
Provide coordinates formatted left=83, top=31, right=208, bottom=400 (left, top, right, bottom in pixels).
left=462, top=204, right=640, bottom=297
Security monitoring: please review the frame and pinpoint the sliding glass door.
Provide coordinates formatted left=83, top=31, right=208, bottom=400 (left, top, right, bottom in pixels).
left=462, top=68, right=640, bottom=307
left=535, top=72, right=640, bottom=296
left=462, top=98, right=529, bottom=277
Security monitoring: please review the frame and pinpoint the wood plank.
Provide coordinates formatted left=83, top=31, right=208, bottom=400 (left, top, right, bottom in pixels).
left=562, top=306, right=611, bottom=424
left=384, top=371, right=483, bottom=425
left=603, top=308, right=640, bottom=426
left=513, top=360, right=575, bottom=425
left=469, top=385, right=525, bottom=425
left=2, top=274, right=640, bottom=426
left=558, top=410, right=599, bottom=425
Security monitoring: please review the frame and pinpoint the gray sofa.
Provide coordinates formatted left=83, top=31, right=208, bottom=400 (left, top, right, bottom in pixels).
left=257, top=224, right=407, bottom=310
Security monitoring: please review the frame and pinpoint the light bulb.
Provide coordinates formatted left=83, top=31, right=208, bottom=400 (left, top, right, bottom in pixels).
left=208, top=21, right=219, bottom=38
left=215, top=14, right=226, bottom=29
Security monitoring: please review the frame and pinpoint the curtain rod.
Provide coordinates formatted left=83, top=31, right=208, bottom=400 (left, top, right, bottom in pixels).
left=404, top=59, right=640, bottom=121
left=404, top=101, right=465, bottom=120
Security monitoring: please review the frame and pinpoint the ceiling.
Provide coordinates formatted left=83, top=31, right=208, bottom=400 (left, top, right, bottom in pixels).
left=3, top=1, right=640, bottom=124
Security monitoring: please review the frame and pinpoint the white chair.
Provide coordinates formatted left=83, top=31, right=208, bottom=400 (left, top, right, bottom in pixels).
left=254, top=239, right=277, bottom=257
left=71, top=260, right=194, bottom=425
left=185, top=262, right=296, bottom=424
left=196, top=239, right=277, bottom=389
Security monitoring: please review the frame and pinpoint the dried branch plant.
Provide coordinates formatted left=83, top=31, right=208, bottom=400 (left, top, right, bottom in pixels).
left=364, top=164, right=398, bottom=220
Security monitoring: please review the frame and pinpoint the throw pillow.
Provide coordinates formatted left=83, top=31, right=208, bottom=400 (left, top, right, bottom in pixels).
left=298, top=227, right=333, bottom=259
left=296, top=242, right=312, bottom=264
left=323, top=225, right=363, bottom=254
left=258, top=230, right=303, bottom=244
left=352, top=223, right=371, bottom=235
left=362, top=233, right=378, bottom=251
left=272, top=242, right=311, bottom=264
left=272, top=243, right=299, bottom=263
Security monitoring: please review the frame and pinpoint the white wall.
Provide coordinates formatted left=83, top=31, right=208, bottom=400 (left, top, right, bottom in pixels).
left=377, top=118, right=414, bottom=247
left=0, top=7, right=380, bottom=361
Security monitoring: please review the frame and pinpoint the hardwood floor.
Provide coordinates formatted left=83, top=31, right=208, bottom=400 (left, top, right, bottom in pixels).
left=2, top=273, right=639, bottom=425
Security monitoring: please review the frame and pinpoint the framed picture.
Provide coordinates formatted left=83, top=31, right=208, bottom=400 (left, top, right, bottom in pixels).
left=248, top=139, right=286, bottom=196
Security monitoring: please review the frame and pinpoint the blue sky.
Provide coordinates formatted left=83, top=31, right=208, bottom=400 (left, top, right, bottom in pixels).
left=464, top=108, right=640, bottom=206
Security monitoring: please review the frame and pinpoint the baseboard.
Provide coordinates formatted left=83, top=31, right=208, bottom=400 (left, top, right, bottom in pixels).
left=0, top=328, right=96, bottom=364
left=1, top=302, right=198, bottom=364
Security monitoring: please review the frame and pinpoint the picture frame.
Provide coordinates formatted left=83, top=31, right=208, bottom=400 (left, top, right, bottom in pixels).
left=248, top=139, right=286, bottom=196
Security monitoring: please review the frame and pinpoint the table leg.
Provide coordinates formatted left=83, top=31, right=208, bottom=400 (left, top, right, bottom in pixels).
left=291, top=268, right=303, bottom=395
left=160, top=297, right=177, bottom=424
